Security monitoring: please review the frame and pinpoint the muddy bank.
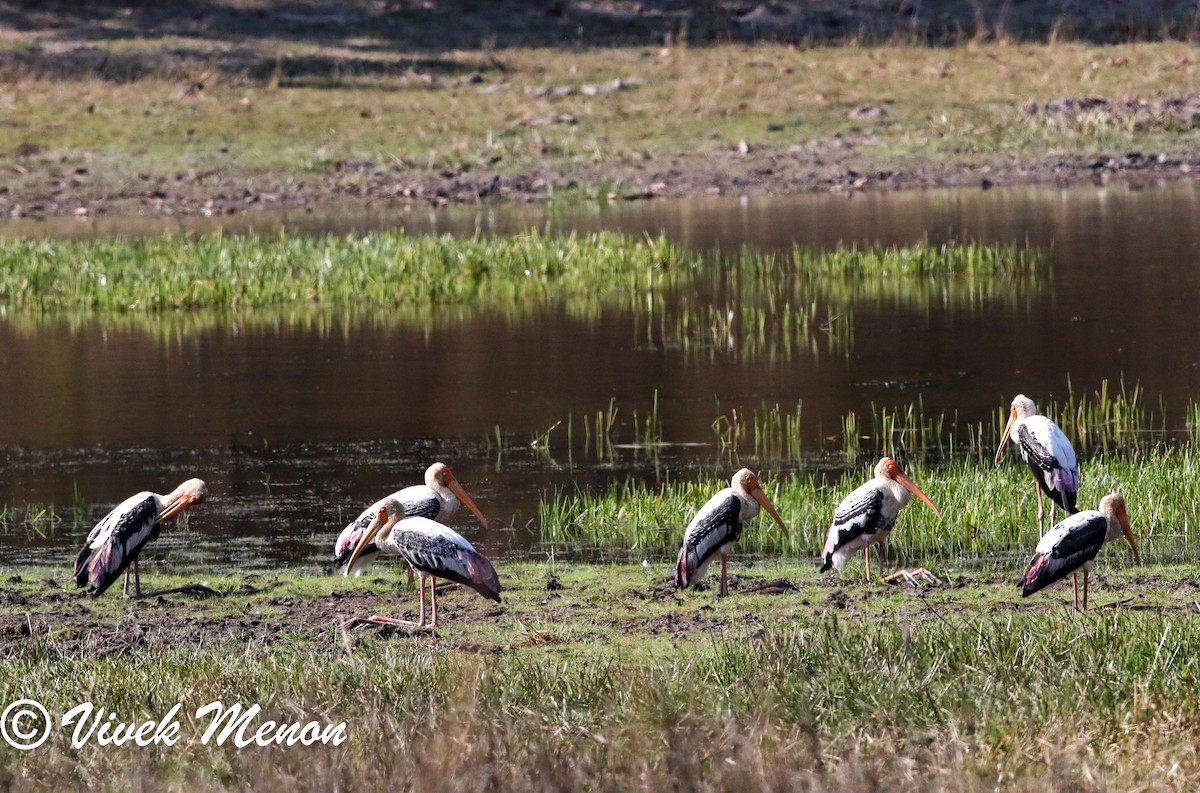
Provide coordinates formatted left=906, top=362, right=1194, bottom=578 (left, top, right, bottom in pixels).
left=0, top=567, right=1180, bottom=659
left=8, top=146, right=1200, bottom=222
left=5, top=1, right=1200, bottom=222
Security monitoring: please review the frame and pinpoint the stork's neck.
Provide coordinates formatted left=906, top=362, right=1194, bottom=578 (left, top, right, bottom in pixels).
left=376, top=524, right=403, bottom=556
left=431, top=480, right=458, bottom=513
left=734, top=487, right=760, bottom=521
left=880, top=475, right=912, bottom=507
left=1009, top=414, right=1029, bottom=442
left=1103, top=514, right=1125, bottom=544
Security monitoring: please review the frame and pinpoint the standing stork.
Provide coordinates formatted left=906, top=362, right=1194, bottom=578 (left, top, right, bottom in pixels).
left=675, top=468, right=789, bottom=596
left=995, top=394, right=1079, bottom=535
left=74, top=479, right=208, bottom=597
left=343, top=498, right=501, bottom=627
left=821, top=457, right=941, bottom=583
left=333, top=462, right=488, bottom=577
left=1021, top=492, right=1138, bottom=611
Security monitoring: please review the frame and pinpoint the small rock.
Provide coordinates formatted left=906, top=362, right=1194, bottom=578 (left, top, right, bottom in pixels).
left=848, top=104, right=886, bottom=120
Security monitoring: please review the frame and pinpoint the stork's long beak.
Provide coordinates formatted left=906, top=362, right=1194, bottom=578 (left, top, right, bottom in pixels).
left=1119, top=512, right=1140, bottom=565
left=449, top=480, right=489, bottom=530
left=343, top=506, right=389, bottom=576
left=896, top=472, right=941, bottom=518
left=751, top=487, right=789, bottom=535
left=994, top=409, right=1017, bottom=467
left=157, top=492, right=204, bottom=523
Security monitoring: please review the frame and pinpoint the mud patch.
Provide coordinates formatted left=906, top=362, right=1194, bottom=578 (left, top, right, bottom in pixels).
left=825, top=590, right=852, bottom=610
left=742, top=578, right=800, bottom=595
left=644, top=610, right=709, bottom=638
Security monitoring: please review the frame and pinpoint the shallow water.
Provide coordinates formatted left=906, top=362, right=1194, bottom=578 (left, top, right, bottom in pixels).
left=3, top=180, right=1200, bottom=571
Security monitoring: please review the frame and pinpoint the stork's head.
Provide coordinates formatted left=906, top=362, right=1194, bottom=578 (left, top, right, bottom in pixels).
left=732, top=468, right=789, bottom=535
left=1099, top=492, right=1139, bottom=564
left=1010, top=394, right=1037, bottom=420
left=877, top=457, right=940, bottom=518
left=995, top=394, right=1038, bottom=466
left=426, top=462, right=450, bottom=489
left=428, top=461, right=488, bottom=529
left=159, top=478, right=208, bottom=522
left=343, top=497, right=406, bottom=576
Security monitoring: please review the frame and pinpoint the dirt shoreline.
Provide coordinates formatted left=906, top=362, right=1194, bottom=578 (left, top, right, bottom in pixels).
left=6, top=2, right=1200, bottom=222
left=0, top=566, right=1181, bottom=658
left=8, top=148, right=1200, bottom=222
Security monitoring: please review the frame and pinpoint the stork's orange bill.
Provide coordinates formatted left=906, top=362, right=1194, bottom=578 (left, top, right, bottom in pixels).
left=447, top=477, right=488, bottom=530
left=750, top=485, right=789, bottom=534
left=343, top=502, right=398, bottom=575
left=1116, top=501, right=1140, bottom=564
left=895, top=470, right=940, bottom=517
left=995, top=407, right=1018, bottom=466
left=156, top=479, right=208, bottom=522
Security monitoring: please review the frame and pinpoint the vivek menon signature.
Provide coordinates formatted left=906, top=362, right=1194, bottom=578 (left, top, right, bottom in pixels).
left=1, top=699, right=348, bottom=750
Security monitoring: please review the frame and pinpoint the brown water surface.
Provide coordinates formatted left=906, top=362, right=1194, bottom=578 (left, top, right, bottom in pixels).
left=3, top=181, right=1200, bottom=570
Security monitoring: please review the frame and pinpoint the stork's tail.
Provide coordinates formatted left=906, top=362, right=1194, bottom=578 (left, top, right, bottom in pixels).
left=459, top=548, right=503, bottom=602
left=675, top=547, right=694, bottom=589
left=73, top=546, right=92, bottom=589
left=820, top=528, right=838, bottom=573
left=1052, top=468, right=1080, bottom=514
left=1020, top=553, right=1051, bottom=597
left=76, top=542, right=118, bottom=595
left=333, top=542, right=377, bottom=577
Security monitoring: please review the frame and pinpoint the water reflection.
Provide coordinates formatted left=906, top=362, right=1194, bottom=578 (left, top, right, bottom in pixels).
left=4, top=181, right=1200, bottom=568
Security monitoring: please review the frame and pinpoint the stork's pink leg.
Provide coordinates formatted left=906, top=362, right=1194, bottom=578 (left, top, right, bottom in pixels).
left=123, top=568, right=131, bottom=597
left=365, top=614, right=417, bottom=626
left=1036, top=486, right=1045, bottom=536
left=417, top=575, right=427, bottom=627
left=1072, top=572, right=1079, bottom=611
left=430, top=576, right=439, bottom=626
left=719, top=553, right=728, bottom=597
left=865, top=546, right=872, bottom=580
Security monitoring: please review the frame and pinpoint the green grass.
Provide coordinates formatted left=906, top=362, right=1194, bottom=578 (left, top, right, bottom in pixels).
left=0, top=232, right=1048, bottom=314
left=5, top=561, right=1200, bottom=791
left=787, top=239, right=1048, bottom=277
left=0, top=495, right=87, bottom=539
left=5, top=32, right=1200, bottom=210
left=0, top=231, right=686, bottom=311
left=536, top=443, right=1200, bottom=568
left=510, top=377, right=1193, bottom=476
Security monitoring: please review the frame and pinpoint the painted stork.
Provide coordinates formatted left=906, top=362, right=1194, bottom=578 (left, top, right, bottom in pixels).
left=343, top=498, right=501, bottom=627
left=1020, top=492, right=1138, bottom=611
left=73, top=479, right=208, bottom=597
left=675, top=468, right=789, bottom=596
left=820, top=457, right=941, bottom=583
left=995, top=394, right=1079, bottom=535
left=333, top=462, right=488, bottom=577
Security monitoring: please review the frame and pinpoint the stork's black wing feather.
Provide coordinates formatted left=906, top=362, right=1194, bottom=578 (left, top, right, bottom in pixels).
left=829, top=488, right=887, bottom=549
left=75, top=494, right=159, bottom=595
left=676, top=492, right=742, bottom=588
